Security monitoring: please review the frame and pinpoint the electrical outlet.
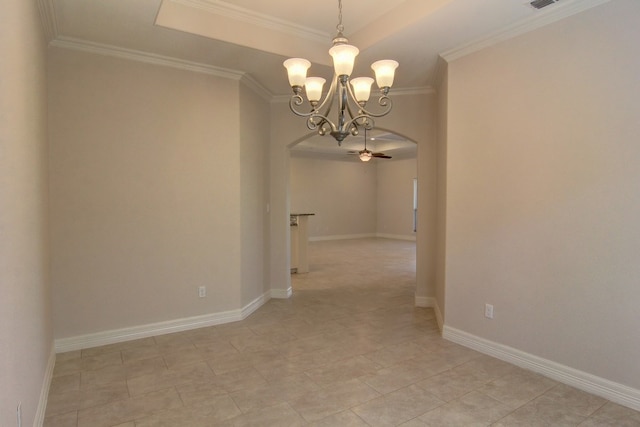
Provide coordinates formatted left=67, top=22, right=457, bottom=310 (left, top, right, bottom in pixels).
left=198, top=286, right=206, bottom=298
left=17, top=402, right=22, bottom=427
left=485, top=304, right=494, bottom=319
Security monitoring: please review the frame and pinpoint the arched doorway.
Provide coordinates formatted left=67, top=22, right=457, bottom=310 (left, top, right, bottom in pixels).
left=268, top=93, right=436, bottom=309
left=287, top=129, right=418, bottom=295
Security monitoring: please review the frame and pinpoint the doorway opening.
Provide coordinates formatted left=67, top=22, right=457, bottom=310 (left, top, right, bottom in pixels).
left=287, top=129, right=418, bottom=295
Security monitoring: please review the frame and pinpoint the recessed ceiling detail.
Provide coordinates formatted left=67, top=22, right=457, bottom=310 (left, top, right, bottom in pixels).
left=50, top=0, right=610, bottom=96
left=161, top=0, right=329, bottom=42
left=156, top=0, right=333, bottom=65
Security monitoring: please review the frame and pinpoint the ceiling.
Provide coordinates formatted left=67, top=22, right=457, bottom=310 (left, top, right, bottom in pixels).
left=44, top=0, right=607, bottom=160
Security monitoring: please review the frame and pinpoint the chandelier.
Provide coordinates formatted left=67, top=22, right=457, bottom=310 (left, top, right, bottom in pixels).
left=283, top=0, right=398, bottom=145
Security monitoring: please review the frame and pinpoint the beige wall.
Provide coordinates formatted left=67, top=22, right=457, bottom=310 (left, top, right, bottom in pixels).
left=0, top=1, right=52, bottom=425
left=49, top=48, right=246, bottom=338
left=444, top=0, right=640, bottom=389
left=289, top=157, right=378, bottom=238
left=239, top=83, right=270, bottom=305
left=376, top=158, right=417, bottom=238
left=412, top=94, right=438, bottom=304
left=435, top=61, right=448, bottom=326
left=289, top=156, right=417, bottom=240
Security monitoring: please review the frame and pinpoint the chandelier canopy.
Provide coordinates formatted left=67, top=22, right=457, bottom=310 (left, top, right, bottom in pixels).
left=283, top=0, right=398, bottom=145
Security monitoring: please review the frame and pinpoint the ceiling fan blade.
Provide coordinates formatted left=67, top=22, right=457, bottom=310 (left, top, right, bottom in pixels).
left=372, top=153, right=392, bottom=159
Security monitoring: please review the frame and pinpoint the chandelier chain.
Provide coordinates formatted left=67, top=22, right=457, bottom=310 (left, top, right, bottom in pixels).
left=336, top=0, right=344, bottom=34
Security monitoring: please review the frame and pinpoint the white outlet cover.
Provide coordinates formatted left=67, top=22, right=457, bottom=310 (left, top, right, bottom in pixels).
left=484, top=304, right=494, bottom=319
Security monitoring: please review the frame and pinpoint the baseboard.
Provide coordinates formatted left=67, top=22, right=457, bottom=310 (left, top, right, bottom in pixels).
left=34, top=344, right=56, bottom=426
left=55, top=292, right=271, bottom=353
left=443, top=326, right=640, bottom=412
left=433, top=302, right=444, bottom=333
left=414, top=296, right=435, bottom=308
left=309, top=233, right=417, bottom=242
left=241, top=291, right=270, bottom=318
left=376, top=233, right=416, bottom=241
left=415, top=297, right=442, bottom=333
left=270, top=287, right=292, bottom=299
left=309, top=233, right=376, bottom=242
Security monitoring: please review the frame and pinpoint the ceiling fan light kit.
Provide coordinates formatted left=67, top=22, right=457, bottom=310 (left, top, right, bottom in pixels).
left=283, top=0, right=398, bottom=145
left=356, top=128, right=392, bottom=162
left=359, top=150, right=373, bottom=162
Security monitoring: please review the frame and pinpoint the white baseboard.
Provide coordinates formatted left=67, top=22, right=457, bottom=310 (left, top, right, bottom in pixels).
left=309, top=233, right=376, bottom=242
left=309, top=233, right=416, bottom=242
left=35, top=344, right=55, bottom=426
left=414, top=296, right=435, bottom=308
left=270, top=287, right=292, bottom=299
left=443, top=326, right=640, bottom=412
left=376, top=233, right=416, bottom=241
left=55, top=292, right=271, bottom=353
left=433, top=302, right=444, bottom=333
left=415, top=297, right=443, bottom=332
left=241, top=292, right=269, bottom=318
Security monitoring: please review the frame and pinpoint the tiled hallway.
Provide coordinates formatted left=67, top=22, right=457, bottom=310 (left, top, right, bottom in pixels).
left=44, top=238, right=640, bottom=426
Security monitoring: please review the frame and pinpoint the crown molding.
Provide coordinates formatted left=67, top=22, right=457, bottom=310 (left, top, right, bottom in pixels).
left=50, top=36, right=275, bottom=100
left=50, top=36, right=245, bottom=80
left=430, top=56, right=447, bottom=89
left=441, top=0, right=611, bottom=62
left=240, top=75, right=274, bottom=103
left=271, top=94, right=292, bottom=104
left=36, top=0, right=58, bottom=41
left=393, top=86, right=435, bottom=96
left=169, top=0, right=330, bottom=44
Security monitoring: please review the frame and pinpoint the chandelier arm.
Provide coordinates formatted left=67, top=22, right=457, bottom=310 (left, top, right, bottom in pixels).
left=354, top=95, right=394, bottom=118
left=288, top=95, right=317, bottom=118
left=287, top=73, right=339, bottom=119
left=344, top=114, right=375, bottom=135
left=306, top=112, right=337, bottom=134
left=343, top=86, right=361, bottom=133
left=319, top=83, right=336, bottom=122
left=336, top=77, right=349, bottom=135
left=345, top=103, right=360, bottom=136
left=312, top=73, right=338, bottom=116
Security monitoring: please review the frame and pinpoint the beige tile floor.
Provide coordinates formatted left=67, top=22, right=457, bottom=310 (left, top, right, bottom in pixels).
left=45, top=238, right=640, bottom=426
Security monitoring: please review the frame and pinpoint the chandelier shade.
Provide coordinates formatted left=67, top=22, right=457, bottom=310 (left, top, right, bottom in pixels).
left=350, top=77, right=374, bottom=102
left=283, top=58, right=311, bottom=88
left=371, top=60, right=399, bottom=89
left=328, top=44, right=359, bottom=76
left=283, top=0, right=398, bottom=144
left=305, top=77, right=326, bottom=102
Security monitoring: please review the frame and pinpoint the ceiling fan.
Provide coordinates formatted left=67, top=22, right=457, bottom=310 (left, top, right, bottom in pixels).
left=348, top=128, right=392, bottom=162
